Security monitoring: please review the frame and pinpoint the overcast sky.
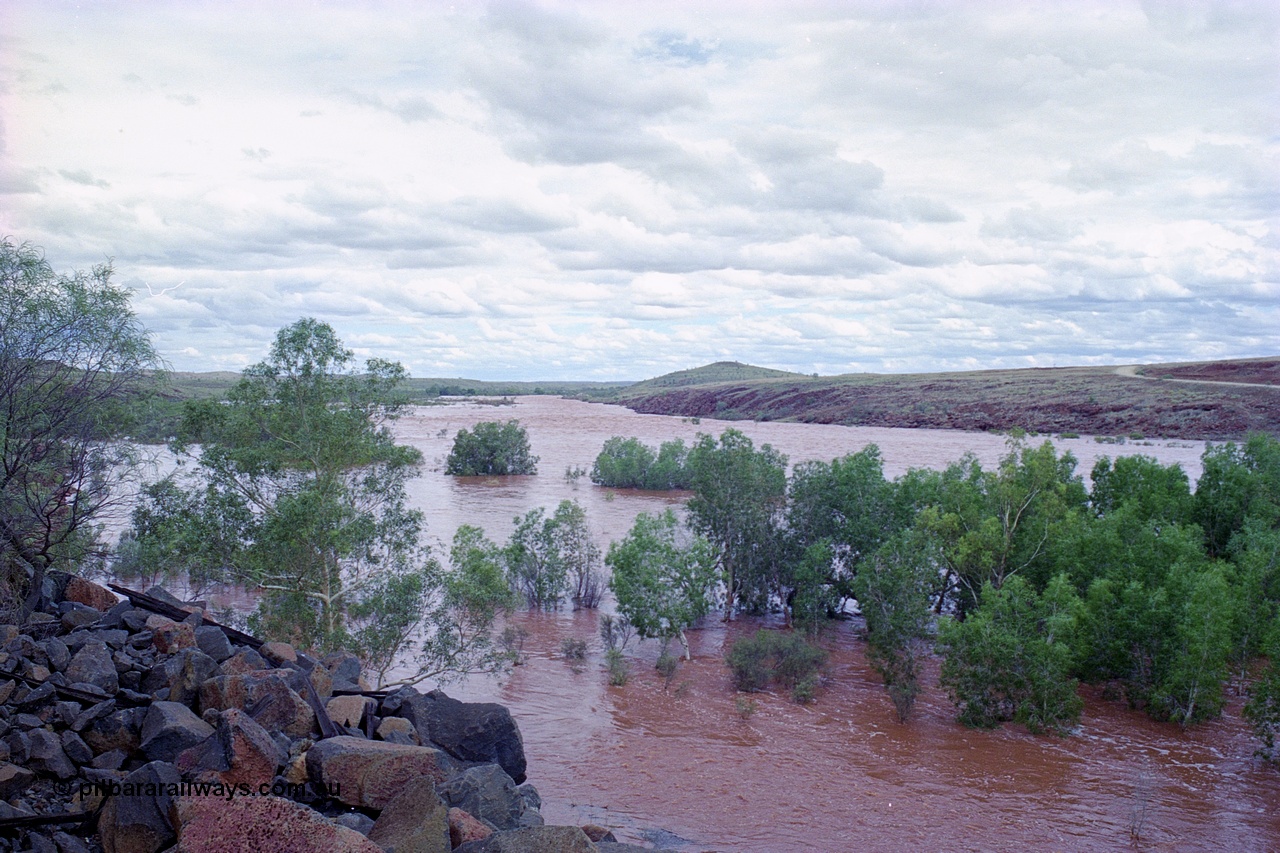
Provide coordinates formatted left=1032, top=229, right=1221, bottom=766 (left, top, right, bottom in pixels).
left=2, top=1, right=1276, bottom=380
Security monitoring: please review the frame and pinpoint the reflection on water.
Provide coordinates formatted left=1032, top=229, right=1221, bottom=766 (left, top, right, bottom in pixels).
left=386, top=398, right=1274, bottom=852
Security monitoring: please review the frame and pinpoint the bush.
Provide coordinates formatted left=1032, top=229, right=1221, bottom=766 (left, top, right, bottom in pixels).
left=605, top=648, right=630, bottom=686
left=561, top=637, right=588, bottom=660
left=446, top=420, right=538, bottom=475
left=590, top=436, right=692, bottom=490
left=656, top=650, right=680, bottom=687
left=725, top=630, right=827, bottom=701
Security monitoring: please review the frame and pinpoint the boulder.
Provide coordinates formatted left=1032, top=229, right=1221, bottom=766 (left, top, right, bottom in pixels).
left=219, top=647, right=270, bottom=676
left=63, top=576, right=120, bottom=612
left=367, top=775, right=451, bottom=853
left=259, top=641, right=297, bottom=665
left=98, top=760, right=181, bottom=853
left=387, top=689, right=526, bottom=784
left=143, top=648, right=220, bottom=706
left=449, top=808, right=494, bottom=848
left=66, top=640, right=119, bottom=695
left=27, top=729, right=77, bottom=779
left=170, top=793, right=382, bottom=853
left=199, top=671, right=316, bottom=738
left=146, top=615, right=195, bottom=654
left=582, top=824, right=618, bottom=843
left=176, top=709, right=286, bottom=789
left=193, top=627, right=233, bottom=663
left=139, top=701, right=215, bottom=763
left=455, top=826, right=596, bottom=853
left=305, top=736, right=455, bottom=810
left=83, top=708, right=144, bottom=756
left=375, top=716, right=419, bottom=745
left=0, top=761, right=35, bottom=798
left=326, top=695, right=368, bottom=728
left=436, top=764, right=541, bottom=832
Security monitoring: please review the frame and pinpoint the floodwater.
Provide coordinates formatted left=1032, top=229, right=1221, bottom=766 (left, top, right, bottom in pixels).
left=383, top=397, right=1279, bottom=852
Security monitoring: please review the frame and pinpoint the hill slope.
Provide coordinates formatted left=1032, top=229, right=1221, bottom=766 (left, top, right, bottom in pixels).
left=604, top=359, right=1280, bottom=441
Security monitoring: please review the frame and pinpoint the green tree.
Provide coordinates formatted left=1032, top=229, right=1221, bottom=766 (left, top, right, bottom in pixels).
left=446, top=420, right=538, bottom=475
left=853, top=528, right=938, bottom=722
left=606, top=509, right=720, bottom=660
left=937, top=574, right=1083, bottom=735
left=1244, top=616, right=1280, bottom=763
left=1090, top=454, right=1194, bottom=525
left=140, top=318, right=509, bottom=686
left=1150, top=563, right=1235, bottom=726
left=1, top=239, right=160, bottom=613
left=504, top=499, right=602, bottom=610
left=922, top=440, right=1086, bottom=615
left=590, top=436, right=691, bottom=490
left=686, top=429, right=787, bottom=618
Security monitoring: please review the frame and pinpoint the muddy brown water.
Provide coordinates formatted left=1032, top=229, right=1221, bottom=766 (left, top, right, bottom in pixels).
left=376, top=398, right=1277, bottom=852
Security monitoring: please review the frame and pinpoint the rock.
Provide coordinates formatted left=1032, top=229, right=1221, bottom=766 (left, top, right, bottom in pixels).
left=389, top=689, right=527, bottom=784
left=27, top=728, right=77, bottom=779
left=598, top=844, right=677, bottom=853
left=308, top=662, right=333, bottom=702
left=375, top=716, right=419, bottom=745
left=0, top=761, right=35, bottom=798
left=220, top=647, right=269, bottom=676
left=159, top=648, right=221, bottom=701
left=305, top=736, right=455, bottom=810
left=60, top=730, right=94, bottom=765
left=455, top=826, right=596, bottom=853
left=65, top=640, right=119, bottom=695
left=176, top=709, right=285, bottom=789
left=323, top=652, right=363, bottom=690
left=170, top=793, right=382, bottom=853
left=41, top=637, right=71, bottom=672
left=51, top=830, right=93, bottom=853
left=259, top=641, right=297, bottom=665
left=333, top=812, right=376, bottom=836
left=582, top=825, right=617, bottom=843
left=199, top=671, right=316, bottom=738
left=145, top=615, right=195, bottom=654
left=98, top=760, right=181, bottom=853
left=60, top=603, right=102, bottom=631
left=436, top=765, right=541, bottom=832
left=367, top=775, right=451, bottom=853
left=139, top=701, right=215, bottom=763
left=325, top=695, right=368, bottom=728
left=449, top=808, right=494, bottom=848
left=193, top=627, right=233, bottom=663
left=63, top=576, right=120, bottom=611
left=83, top=709, right=144, bottom=756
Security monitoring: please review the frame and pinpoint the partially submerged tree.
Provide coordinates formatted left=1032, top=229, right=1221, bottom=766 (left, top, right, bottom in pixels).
left=0, top=239, right=160, bottom=614
left=607, top=509, right=719, bottom=659
left=504, top=499, right=603, bottom=610
left=446, top=420, right=538, bottom=475
left=686, top=429, right=787, bottom=618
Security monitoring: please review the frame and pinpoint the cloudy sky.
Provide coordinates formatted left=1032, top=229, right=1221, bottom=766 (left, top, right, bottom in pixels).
left=2, top=1, right=1276, bottom=380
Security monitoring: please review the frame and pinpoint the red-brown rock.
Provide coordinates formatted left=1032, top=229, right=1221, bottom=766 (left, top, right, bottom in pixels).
left=448, top=808, right=493, bottom=848
left=368, top=775, right=450, bottom=853
left=171, top=793, right=382, bottom=853
left=64, top=576, right=119, bottom=611
left=146, top=615, right=195, bottom=654
left=176, top=709, right=286, bottom=789
left=199, top=671, right=316, bottom=738
left=306, top=736, right=455, bottom=810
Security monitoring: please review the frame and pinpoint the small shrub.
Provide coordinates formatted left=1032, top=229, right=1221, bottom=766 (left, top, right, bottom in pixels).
left=500, top=626, right=529, bottom=665
left=561, top=637, right=588, bottom=660
left=734, top=695, right=758, bottom=720
left=656, top=650, right=680, bottom=688
left=1059, top=431, right=1080, bottom=439
left=725, top=630, right=827, bottom=702
left=599, top=614, right=634, bottom=652
left=605, top=648, right=630, bottom=686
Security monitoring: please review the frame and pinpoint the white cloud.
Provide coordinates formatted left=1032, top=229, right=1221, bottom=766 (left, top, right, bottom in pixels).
left=0, top=1, right=1275, bottom=380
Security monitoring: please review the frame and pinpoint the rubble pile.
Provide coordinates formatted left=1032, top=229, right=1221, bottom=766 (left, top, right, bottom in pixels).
left=0, top=573, right=667, bottom=853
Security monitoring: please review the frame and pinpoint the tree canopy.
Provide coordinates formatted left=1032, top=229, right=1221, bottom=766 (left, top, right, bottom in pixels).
left=1, top=239, right=159, bottom=613
left=446, top=420, right=538, bottom=476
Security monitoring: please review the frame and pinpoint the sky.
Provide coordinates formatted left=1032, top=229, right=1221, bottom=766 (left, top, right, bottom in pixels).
left=1, top=1, right=1277, bottom=381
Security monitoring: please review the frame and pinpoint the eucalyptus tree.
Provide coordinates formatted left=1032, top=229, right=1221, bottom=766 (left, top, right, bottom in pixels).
left=0, top=239, right=160, bottom=614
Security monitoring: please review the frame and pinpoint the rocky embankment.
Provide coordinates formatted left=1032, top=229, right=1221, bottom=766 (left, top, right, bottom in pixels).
left=1, top=574, right=671, bottom=853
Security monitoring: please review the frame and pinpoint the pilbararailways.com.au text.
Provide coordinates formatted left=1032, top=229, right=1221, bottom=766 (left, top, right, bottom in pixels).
left=59, top=779, right=336, bottom=802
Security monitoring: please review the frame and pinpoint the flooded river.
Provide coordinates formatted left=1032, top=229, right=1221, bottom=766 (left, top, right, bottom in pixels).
left=379, top=397, right=1278, bottom=852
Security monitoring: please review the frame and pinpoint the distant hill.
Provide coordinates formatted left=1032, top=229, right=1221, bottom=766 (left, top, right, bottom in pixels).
left=603, top=358, right=1280, bottom=441
left=622, top=361, right=809, bottom=393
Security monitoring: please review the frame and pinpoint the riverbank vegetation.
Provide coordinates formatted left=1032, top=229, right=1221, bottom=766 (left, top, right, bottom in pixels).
left=445, top=419, right=539, bottom=475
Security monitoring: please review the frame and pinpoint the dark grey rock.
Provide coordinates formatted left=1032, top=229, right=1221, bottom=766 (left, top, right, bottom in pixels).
left=437, top=764, right=541, bottom=832
left=27, top=729, right=77, bottom=779
left=333, top=812, right=376, bottom=836
left=388, top=689, right=527, bottom=784
left=139, top=701, right=214, bottom=762
left=65, top=640, right=118, bottom=695
left=97, top=760, right=180, bottom=853
left=41, top=637, right=70, bottom=672
left=60, top=730, right=94, bottom=765
left=59, top=604, right=100, bottom=632
left=51, top=830, right=92, bottom=853
left=194, top=626, right=233, bottom=662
